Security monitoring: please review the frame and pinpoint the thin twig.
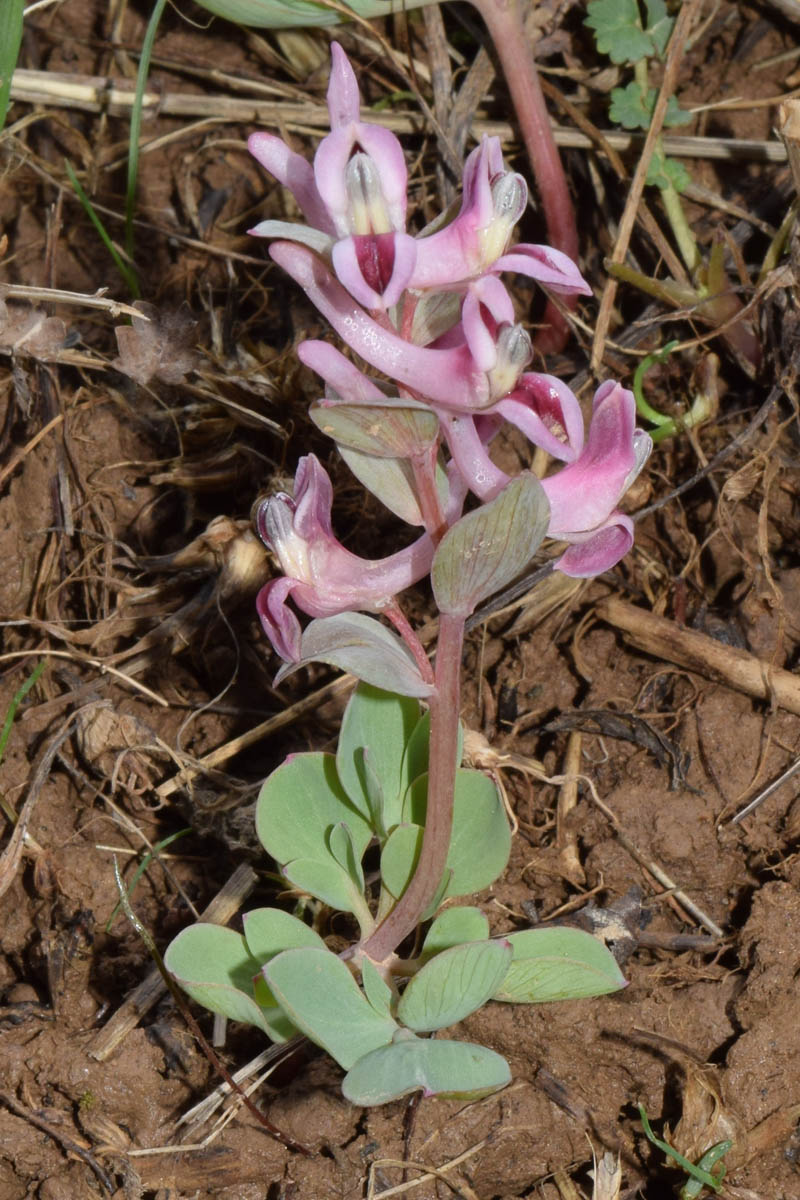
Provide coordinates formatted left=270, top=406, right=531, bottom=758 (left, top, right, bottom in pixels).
left=0, top=282, right=144, bottom=318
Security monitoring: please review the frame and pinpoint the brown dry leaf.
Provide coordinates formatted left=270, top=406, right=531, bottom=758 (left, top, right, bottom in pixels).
left=0, top=298, right=67, bottom=359
left=74, top=701, right=164, bottom=789
left=589, top=1150, right=622, bottom=1200
left=671, top=1063, right=744, bottom=1163
left=113, top=300, right=198, bottom=385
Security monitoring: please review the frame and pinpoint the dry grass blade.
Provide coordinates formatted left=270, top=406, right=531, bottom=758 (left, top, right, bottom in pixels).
left=7, top=69, right=788, bottom=160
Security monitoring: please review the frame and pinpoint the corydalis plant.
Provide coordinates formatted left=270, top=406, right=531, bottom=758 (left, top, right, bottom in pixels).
left=165, top=45, right=649, bottom=1107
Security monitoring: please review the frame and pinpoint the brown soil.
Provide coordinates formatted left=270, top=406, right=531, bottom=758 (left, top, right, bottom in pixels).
left=2, top=1, right=800, bottom=1197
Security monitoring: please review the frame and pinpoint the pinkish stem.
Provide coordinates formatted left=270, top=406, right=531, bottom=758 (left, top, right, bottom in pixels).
left=360, top=612, right=465, bottom=964
left=470, top=0, right=579, bottom=352
left=384, top=601, right=435, bottom=686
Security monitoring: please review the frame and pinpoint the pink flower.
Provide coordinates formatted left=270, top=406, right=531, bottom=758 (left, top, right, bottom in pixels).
left=256, top=455, right=435, bottom=661
left=408, top=137, right=593, bottom=296
left=248, top=44, right=415, bottom=311
left=441, top=381, right=651, bottom=577
left=271, top=242, right=531, bottom=411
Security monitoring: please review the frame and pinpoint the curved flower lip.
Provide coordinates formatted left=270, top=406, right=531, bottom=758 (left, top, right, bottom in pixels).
left=553, top=514, right=634, bottom=577
left=270, top=240, right=492, bottom=410
left=331, top=231, right=417, bottom=310
left=247, top=133, right=334, bottom=236
left=405, top=135, right=592, bottom=295
left=256, top=454, right=436, bottom=663
left=494, top=372, right=585, bottom=462
left=460, top=276, right=516, bottom=372
left=540, top=382, right=644, bottom=536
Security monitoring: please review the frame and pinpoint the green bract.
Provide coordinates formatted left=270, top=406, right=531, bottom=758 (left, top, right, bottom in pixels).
left=431, top=473, right=550, bottom=618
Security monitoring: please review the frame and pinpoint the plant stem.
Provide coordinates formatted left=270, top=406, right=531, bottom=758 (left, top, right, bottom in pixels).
left=470, top=0, right=578, bottom=353
left=360, top=612, right=465, bottom=964
left=384, top=602, right=435, bottom=685
left=659, top=176, right=701, bottom=276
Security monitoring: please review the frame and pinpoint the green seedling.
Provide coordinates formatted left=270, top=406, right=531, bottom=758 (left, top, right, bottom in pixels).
left=64, top=161, right=140, bottom=297
left=632, top=340, right=717, bottom=443
left=166, top=684, right=627, bottom=1106
left=585, top=0, right=760, bottom=374
left=105, top=827, right=192, bottom=932
left=638, top=1103, right=732, bottom=1198
left=0, top=661, right=46, bottom=832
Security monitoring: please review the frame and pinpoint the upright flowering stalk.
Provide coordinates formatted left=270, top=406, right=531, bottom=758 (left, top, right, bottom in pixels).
left=250, top=46, right=651, bottom=966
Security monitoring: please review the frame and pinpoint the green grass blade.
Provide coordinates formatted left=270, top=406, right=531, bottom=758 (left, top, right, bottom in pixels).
left=106, top=827, right=192, bottom=931
left=64, top=159, right=140, bottom=297
left=126, top=0, right=168, bottom=261
left=0, top=661, right=46, bottom=767
left=0, top=0, right=25, bottom=135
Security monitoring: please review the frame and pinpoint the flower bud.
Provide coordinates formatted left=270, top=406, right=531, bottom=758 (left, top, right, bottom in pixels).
left=488, top=324, right=532, bottom=400
left=479, top=172, right=527, bottom=265
left=345, top=152, right=392, bottom=236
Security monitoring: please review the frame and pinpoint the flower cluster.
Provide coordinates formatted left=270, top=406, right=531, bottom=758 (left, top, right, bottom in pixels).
left=249, top=44, right=650, bottom=664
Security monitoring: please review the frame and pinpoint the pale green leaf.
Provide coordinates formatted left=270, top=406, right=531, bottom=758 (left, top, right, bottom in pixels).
left=493, top=927, right=627, bottom=1003
left=275, top=613, right=435, bottom=698
left=431, top=474, right=549, bottom=617
left=310, top=398, right=439, bottom=458
left=165, top=924, right=271, bottom=1034
left=361, top=958, right=394, bottom=1019
left=256, top=752, right=372, bottom=867
left=422, top=907, right=489, bottom=958
left=264, top=947, right=397, bottom=1069
left=336, top=684, right=421, bottom=834
left=328, top=822, right=366, bottom=892
left=194, top=0, right=431, bottom=30
left=242, top=907, right=325, bottom=962
left=283, top=856, right=370, bottom=925
left=342, top=1036, right=511, bottom=1105
left=397, top=940, right=512, bottom=1031
left=402, top=769, right=511, bottom=898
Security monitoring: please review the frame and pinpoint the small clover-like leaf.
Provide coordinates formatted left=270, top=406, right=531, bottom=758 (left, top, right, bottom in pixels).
left=275, top=613, right=435, bottom=698
left=643, top=0, right=674, bottom=56
left=264, top=947, right=397, bottom=1069
left=609, top=84, right=690, bottom=132
left=342, top=1036, right=511, bottom=1105
left=422, top=907, right=490, bottom=958
left=585, top=0, right=654, bottom=64
left=493, top=927, right=627, bottom=1003
left=397, top=940, right=512, bottom=1032
left=609, top=81, right=652, bottom=130
left=647, top=150, right=691, bottom=192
